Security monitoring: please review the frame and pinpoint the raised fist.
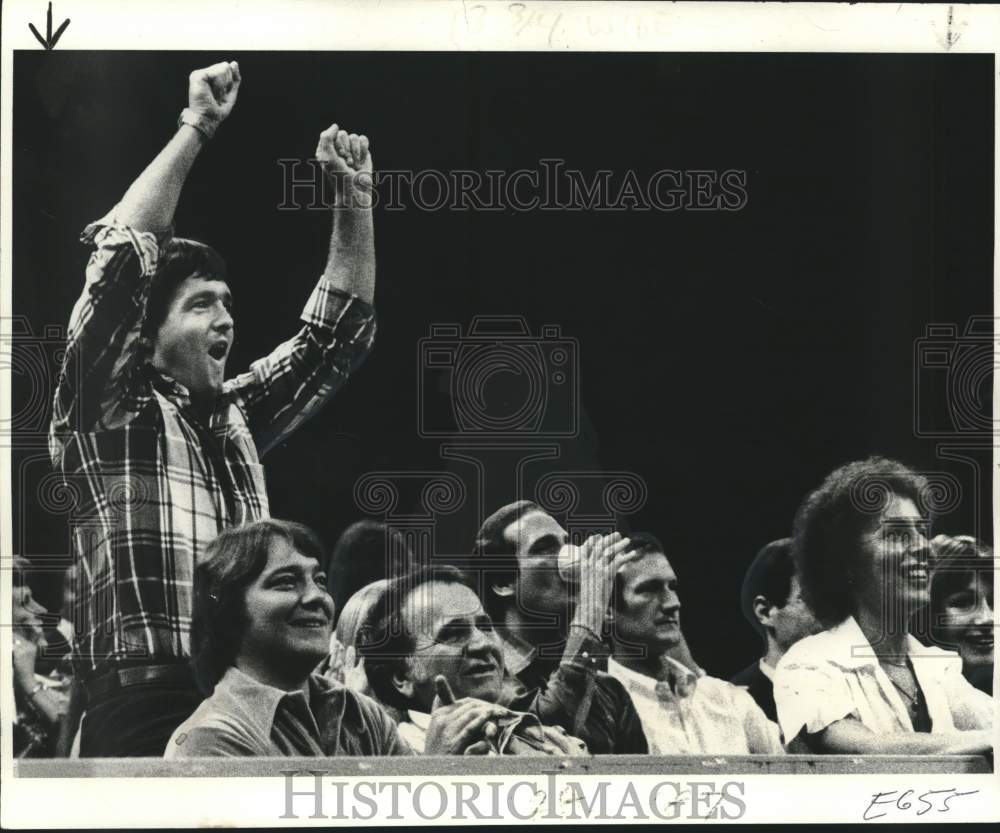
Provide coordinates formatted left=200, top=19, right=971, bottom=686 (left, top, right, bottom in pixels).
left=316, top=123, right=373, bottom=204
left=188, top=61, right=242, bottom=124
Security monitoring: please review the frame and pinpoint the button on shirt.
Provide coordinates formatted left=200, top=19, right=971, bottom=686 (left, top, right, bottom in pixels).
left=165, top=667, right=411, bottom=758
left=50, top=217, right=376, bottom=674
left=773, top=616, right=993, bottom=744
left=607, top=657, right=783, bottom=755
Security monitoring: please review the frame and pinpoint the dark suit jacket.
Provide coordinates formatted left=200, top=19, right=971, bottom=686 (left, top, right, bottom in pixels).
left=730, top=662, right=777, bottom=724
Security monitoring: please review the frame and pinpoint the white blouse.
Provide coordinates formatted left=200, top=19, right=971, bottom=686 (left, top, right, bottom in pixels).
left=773, top=616, right=993, bottom=743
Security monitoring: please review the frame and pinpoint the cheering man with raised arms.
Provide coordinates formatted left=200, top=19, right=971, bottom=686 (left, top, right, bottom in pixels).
left=49, top=61, right=377, bottom=756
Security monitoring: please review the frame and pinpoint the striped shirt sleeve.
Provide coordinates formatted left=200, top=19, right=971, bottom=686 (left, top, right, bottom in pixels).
left=227, top=279, right=376, bottom=456
left=50, top=216, right=167, bottom=460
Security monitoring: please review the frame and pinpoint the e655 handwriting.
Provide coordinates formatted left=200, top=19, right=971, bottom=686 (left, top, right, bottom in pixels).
left=863, top=788, right=979, bottom=821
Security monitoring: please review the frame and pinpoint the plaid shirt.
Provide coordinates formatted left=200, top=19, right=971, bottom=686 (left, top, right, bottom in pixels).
left=49, top=217, right=376, bottom=676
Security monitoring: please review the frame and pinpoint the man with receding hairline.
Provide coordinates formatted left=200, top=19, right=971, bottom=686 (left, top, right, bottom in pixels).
left=474, top=500, right=649, bottom=754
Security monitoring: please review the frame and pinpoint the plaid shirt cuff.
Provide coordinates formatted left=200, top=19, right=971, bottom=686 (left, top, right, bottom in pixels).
left=301, top=280, right=376, bottom=337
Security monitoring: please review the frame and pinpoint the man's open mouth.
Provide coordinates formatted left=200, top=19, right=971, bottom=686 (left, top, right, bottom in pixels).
left=900, top=562, right=928, bottom=584
left=208, top=342, right=229, bottom=361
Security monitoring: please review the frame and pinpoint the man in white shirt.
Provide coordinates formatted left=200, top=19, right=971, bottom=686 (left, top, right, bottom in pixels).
left=607, top=533, right=783, bottom=755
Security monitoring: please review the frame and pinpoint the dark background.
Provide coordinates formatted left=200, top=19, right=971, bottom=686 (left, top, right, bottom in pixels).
left=12, top=51, right=994, bottom=678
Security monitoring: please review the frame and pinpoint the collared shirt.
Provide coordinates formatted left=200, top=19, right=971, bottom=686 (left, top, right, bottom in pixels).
left=165, top=667, right=412, bottom=758
left=608, top=656, right=783, bottom=755
left=50, top=218, right=375, bottom=674
left=730, top=659, right=779, bottom=725
left=502, top=625, right=648, bottom=754
left=773, top=616, right=994, bottom=743
left=397, top=710, right=433, bottom=753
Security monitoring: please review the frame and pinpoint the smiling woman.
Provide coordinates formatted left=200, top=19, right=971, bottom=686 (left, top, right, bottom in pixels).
left=929, top=535, right=995, bottom=695
left=165, top=519, right=413, bottom=758
left=773, top=457, right=994, bottom=756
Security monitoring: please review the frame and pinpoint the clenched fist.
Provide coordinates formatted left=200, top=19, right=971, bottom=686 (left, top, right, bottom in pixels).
left=188, top=61, right=242, bottom=124
left=316, top=123, right=373, bottom=206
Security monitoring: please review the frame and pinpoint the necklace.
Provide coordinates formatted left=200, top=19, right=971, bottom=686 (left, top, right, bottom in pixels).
left=890, top=677, right=918, bottom=704
left=877, top=656, right=910, bottom=668
left=882, top=662, right=920, bottom=705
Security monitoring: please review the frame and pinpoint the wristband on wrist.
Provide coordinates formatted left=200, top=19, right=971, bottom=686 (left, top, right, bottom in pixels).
left=178, top=108, right=219, bottom=141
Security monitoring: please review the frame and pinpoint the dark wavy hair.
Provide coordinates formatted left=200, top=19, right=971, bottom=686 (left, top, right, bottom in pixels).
left=141, top=237, right=228, bottom=345
left=190, top=519, right=325, bottom=695
left=357, top=565, right=475, bottom=711
left=792, top=456, right=929, bottom=627
left=472, top=500, right=541, bottom=622
left=739, top=538, right=796, bottom=641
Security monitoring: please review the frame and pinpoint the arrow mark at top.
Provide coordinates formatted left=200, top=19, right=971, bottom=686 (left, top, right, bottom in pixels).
left=29, top=2, right=71, bottom=50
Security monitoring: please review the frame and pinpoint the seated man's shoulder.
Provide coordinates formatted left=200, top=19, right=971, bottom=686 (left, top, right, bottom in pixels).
left=775, top=626, right=842, bottom=673
left=343, top=684, right=395, bottom=722
left=696, top=673, right=757, bottom=705
left=729, top=662, right=762, bottom=687
left=594, top=668, right=631, bottom=696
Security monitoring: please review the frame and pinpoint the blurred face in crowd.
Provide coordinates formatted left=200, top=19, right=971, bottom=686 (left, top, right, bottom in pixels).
left=13, top=575, right=48, bottom=649
left=236, top=536, right=335, bottom=682
left=853, top=495, right=932, bottom=616
left=396, top=581, right=505, bottom=711
left=613, top=550, right=682, bottom=658
left=936, top=572, right=994, bottom=670
left=765, top=574, right=822, bottom=652
left=502, top=510, right=572, bottom=619
left=152, top=275, right=234, bottom=401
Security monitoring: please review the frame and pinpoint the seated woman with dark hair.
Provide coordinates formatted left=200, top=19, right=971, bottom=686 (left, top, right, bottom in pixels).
left=165, top=519, right=415, bottom=758
left=929, top=535, right=994, bottom=696
left=773, top=457, right=993, bottom=756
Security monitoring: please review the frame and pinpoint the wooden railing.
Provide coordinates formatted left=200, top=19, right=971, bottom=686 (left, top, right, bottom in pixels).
left=13, top=754, right=992, bottom=778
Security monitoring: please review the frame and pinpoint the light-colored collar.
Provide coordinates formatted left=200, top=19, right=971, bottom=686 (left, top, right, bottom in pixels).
left=216, top=666, right=341, bottom=732
left=407, top=709, right=431, bottom=731
left=782, top=615, right=959, bottom=679
left=823, top=616, right=952, bottom=669
left=758, top=659, right=776, bottom=681
left=497, top=626, right=537, bottom=677
left=609, top=655, right=699, bottom=699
